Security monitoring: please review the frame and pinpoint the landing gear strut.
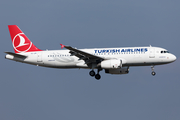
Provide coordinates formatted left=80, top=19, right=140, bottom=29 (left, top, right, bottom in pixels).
left=151, top=66, right=156, bottom=76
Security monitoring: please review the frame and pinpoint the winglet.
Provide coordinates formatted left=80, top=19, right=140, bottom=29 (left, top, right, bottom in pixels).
left=60, top=44, right=65, bottom=49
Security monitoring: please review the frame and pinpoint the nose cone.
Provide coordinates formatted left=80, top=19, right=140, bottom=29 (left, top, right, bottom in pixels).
left=170, top=54, right=176, bottom=62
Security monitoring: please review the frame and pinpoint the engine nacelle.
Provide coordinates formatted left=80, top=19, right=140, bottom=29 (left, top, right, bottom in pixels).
left=100, top=59, right=122, bottom=69
left=105, top=67, right=129, bottom=74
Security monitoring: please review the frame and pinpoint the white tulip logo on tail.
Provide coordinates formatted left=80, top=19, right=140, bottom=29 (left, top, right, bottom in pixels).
left=16, top=34, right=29, bottom=47
left=13, top=33, right=32, bottom=53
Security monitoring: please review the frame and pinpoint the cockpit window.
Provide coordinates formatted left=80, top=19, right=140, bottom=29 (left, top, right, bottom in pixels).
left=161, top=51, right=169, bottom=53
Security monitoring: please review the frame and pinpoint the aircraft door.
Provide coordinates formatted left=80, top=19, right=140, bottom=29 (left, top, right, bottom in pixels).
left=149, top=48, right=155, bottom=58
left=37, top=52, right=43, bottom=62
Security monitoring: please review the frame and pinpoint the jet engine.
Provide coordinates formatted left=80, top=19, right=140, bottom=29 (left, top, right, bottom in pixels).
left=100, top=59, right=122, bottom=69
left=105, top=67, right=129, bottom=74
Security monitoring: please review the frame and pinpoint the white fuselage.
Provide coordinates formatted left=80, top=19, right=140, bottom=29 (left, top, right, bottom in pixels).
left=5, top=46, right=176, bottom=69
left=6, top=25, right=177, bottom=79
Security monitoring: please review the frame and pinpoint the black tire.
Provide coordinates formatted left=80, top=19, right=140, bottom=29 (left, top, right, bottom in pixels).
left=95, top=74, right=101, bottom=80
left=151, top=71, right=156, bottom=76
left=89, top=70, right=95, bottom=77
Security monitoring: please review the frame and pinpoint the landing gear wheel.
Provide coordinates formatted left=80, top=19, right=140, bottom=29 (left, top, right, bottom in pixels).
left=95, top=74, right=101, bottom=80
left=89, top=70, right=95, bottom=77
left=151, top=71, right=156, bottom=76
left=151, top=65, right=156, bottom=76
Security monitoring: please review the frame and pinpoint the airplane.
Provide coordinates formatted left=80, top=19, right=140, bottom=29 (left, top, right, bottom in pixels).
left=5, top=25, right=176, bottom=80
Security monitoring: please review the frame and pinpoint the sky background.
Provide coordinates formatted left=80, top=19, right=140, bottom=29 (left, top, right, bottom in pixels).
left=0, top=0, right=180, bottom=120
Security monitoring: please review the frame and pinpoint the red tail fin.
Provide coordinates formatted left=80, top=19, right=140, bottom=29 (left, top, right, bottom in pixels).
left=8, top=25, right=42, bottom=53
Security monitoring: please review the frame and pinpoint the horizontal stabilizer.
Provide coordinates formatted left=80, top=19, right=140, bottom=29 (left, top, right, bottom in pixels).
left=5, top=52, right=27, bottom=58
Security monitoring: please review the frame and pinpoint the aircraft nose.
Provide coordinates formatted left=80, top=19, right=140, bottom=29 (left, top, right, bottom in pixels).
left=170, top=54, right=176, bottom=62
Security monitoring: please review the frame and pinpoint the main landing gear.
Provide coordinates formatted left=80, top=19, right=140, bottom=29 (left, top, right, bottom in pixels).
left=89, top=69, right=102, bottom=80
left=89, top=70, right=95, bottom=76
left=151, top=65, right=156, bottom=76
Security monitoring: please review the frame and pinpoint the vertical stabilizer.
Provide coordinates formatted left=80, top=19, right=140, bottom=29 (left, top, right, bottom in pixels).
left=8, top=25, right=42, bottom=53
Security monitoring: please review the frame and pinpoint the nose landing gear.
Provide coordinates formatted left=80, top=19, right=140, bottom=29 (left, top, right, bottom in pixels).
left=151, top=66, right=156, bottom=76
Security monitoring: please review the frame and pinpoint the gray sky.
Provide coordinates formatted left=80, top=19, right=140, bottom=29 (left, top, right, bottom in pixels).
left=0, top=0, right=180, bottom=120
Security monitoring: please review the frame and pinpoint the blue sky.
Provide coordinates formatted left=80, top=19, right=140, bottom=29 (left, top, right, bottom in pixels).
left=0, top=0, right=180, bottom=120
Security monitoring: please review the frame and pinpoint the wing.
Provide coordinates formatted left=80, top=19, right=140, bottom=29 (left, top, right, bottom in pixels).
left=60, top=44, right=104, bottom=64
